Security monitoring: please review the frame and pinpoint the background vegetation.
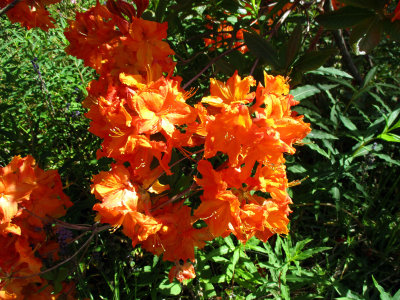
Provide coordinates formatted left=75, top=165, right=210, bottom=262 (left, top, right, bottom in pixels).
left=1, top=0, right=400, bottom=298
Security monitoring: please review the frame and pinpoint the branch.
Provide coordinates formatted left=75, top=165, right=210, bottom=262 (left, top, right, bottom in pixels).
left=323, top=0, right=363, bottom=86
left=3, top=224, right=111, bottom=280
left=0, top=0, right=22, bottom=16
left=182, top=44, right=244, bottom=90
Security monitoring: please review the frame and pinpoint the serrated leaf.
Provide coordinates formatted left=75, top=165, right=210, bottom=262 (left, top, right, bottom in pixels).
left=374, top=153, right=400, bottom=166
left=231, top=248, right=240, bottom=268
left=390, top=119, right=400, bottom=131
left=243, top=31, right=282, bottom=69
left=387, top=107, right=400, bottom=129
left=363, top=66, right=377, bottom=87
left=290, top=85, right=321, bottom=100
left=210, top=256, right=229, bottom=263
left=307, top=66, right=353, bottom=78
left=288, top=165, right=307, bottom=173
left=206, top=245, right=231, bottom=259
left=294, top=247, right=332, bottom=261
left=316, top=6, right=375, bottom=29
left=305, top=141, right=331, bottom=159
left=307, top=130, right=338, bottom=140
left=339, top=115, right=358, bottom=131
left=294, top=49, right=337, bottom=73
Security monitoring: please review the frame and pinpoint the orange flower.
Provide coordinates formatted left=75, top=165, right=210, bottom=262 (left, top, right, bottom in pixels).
left=64, top=2, right=124, bottom=73
left=65, top=2, right=175, bottom=77
left=0, top=157, right=35, bottom=231
left=331, top=0, right=345, bottom=10
left=392, top=0, right=400, bottom=22
left=194, top=160, right=241, bottom=237
left=0, top=0, right=58, bottom=30
left=0, top=156, right=74, bottom=299
left=201, top=71, right=256, bottom=107
left=168, top=261, right=196, bottom=283
left=92, top=163, right=168, bottom=247
left=203, top=104, right=253, bottom=166
left=128, top=77, right=196, bottom=137
left=142, top=202, right=212, bottom=261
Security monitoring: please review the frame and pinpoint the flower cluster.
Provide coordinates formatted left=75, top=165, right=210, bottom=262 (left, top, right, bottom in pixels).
left=203, top=1, right=294, bottom=53
left=193, top=71, right=310, bottom=242
left=0, top=155, right=74, bottom=299
left=203, top=15, right=250, bottom=54
left=64, top=0, right=310, bottom=282
left=0, top=0, right=60, bottom=30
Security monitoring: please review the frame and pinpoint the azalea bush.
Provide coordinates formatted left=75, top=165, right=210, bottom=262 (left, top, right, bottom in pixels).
left=1, top=0, right=400, bottom=299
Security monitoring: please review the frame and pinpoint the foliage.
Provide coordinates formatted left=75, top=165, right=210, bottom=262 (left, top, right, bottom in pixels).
left=1, top=0, right=400, bottom=299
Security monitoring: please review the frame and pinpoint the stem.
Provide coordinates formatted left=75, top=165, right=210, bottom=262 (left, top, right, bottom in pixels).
left=145, top=148, right=204, bottom=191
left=267, top=0, right=301, bottom=42
left=293, top=202, right=364, bottom=228
left=249, top=58, right=259, bottom=76
left=182, top=44, right=243, bottom=90
left=0, top=0, right=22, bottom=16
left=323, top=0, right=363, bottom=86
left=150, top=183, right=201, bottom=212
left=4, top=224, right=111, bottom=280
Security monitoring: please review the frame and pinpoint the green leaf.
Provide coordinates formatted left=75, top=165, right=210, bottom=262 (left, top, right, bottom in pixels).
left=288, top=165, right=307, bottom=173
left=390, top=119, right=400, bottom=131
left=339, top=115, right=358, bottom=131
left=290, top=85, right=321, bottom=100
left=393, top=288, right=400, bottom=300
left=377, top=133, right=400, bottom=143
left=307, top=130, right=338, bottom=140
left=307, top=66, right=353, bottom=79
left=363, top=66, right=378, bottom=87
left=386, top=107, right=400, bottom=130
left=316, top=6, right=375, bottom=29
left=330, top=186, right=341, bottom=202
left=294, top=247, right=332, bottom=261
left=231, top=248, right=241, bottom=269
left=294, top=48, right=337, bottom=73
left=304, top=141, right=331, bottom=159
left=243, top=31, right=282, bottom=70
left=159, top=279, right=182, bottom=295
left=374, top=153, right=400, bottom=166
left=224, top=235, right=235, bottom=250
left=372, top=276, right=392, bottom=300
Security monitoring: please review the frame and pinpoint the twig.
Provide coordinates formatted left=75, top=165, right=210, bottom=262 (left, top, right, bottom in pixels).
left=293, top=202, right=364, bottom=228
left=145, top=148, right=204, bottom=191
left=249, top=58, right=259, bottom=76
left=323, top=0, right=363, bottom=86
left=150, top=183, right=201, bottom=212
left=182, top=44, right=244, bottom=90
left=267, top=0, right=301, bottom=42
left=0, top=0, right=22, bottom=16
left=3, top=224, right=111, bottom=280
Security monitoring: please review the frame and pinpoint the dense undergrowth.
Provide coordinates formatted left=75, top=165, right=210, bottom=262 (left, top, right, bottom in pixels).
left=1, top=0, right=400, bottom=299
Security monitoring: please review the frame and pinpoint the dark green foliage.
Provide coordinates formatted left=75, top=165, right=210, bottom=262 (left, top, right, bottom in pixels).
left=1, top=0, right=400, bottom=299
